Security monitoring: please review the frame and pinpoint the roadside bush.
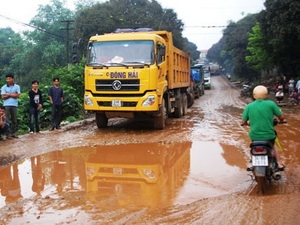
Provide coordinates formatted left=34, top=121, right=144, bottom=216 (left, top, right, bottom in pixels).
left=0, top=63, right=85, bottom=134
left=16, top=83, right=84, bottom=133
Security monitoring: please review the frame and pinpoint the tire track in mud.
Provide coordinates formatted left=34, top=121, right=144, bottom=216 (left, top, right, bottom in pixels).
left=191, top=76, right=249, bottom=150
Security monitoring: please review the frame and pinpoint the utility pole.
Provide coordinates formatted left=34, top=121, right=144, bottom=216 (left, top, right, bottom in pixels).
left=61, top=20, right=74, bottom=65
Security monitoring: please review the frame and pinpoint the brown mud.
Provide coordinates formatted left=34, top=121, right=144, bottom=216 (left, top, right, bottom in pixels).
left=0, top=76, right=299, bottom=225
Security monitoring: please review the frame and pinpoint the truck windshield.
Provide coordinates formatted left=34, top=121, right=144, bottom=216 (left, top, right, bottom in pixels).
left=86, top=40, right=154, bottom=66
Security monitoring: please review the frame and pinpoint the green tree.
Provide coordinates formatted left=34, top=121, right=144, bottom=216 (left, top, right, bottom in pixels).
left=73, top=0, right=199, bottom=61
left=207, top=40, right=225, bottom=67
left=246, top=23, right=272, bottom=74
left=258, top=0, right=300, bottom=77
left=218, top=15, right=259, bottom=81
left=0, top=28, right=24, bottom=77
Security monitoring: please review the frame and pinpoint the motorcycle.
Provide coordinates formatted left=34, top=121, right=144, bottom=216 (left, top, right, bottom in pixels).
left=244, top=119, right=286, bottom=194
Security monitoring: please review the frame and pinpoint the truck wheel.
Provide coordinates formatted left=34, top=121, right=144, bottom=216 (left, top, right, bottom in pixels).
left=182, top=93, right=188, bottom=115
left=196, top=88, right=200, bottom=99
left=173, top=93, right=183, bottom=118
left=154, top=98, right=166, bottom=129
left=187, top=92, right=194, bottom=108
left=95, top=112, right=108, bottom=128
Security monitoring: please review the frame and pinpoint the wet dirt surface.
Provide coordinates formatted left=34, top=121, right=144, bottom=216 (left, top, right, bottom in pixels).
left=0, top=76, right=300, bottom=225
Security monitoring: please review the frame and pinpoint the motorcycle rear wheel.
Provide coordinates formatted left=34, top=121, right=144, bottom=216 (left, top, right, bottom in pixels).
left=256, top=176, right=267, bottom=194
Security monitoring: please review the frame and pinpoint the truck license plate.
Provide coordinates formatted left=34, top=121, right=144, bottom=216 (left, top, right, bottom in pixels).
left=113, top=168, right=123, bottom=175
left=112, top=100, right=121, bottom=107
left=252, top=155, right=268, bottom=166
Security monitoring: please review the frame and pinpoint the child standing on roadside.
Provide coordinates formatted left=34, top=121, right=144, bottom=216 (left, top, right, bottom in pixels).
left=28, top=80, right=43, bottom=133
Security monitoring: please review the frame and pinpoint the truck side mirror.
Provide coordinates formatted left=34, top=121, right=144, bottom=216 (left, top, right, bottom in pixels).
left=157, top=44, right=166, bottom=64
left=159, top=45, right=166, bottom=56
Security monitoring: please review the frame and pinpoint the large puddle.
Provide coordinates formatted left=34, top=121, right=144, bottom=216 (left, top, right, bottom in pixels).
left=0, top=141, right=249, bottom=222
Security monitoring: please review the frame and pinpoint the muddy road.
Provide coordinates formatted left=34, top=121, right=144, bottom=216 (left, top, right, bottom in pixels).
left=0, top=75, right=299, bottom=225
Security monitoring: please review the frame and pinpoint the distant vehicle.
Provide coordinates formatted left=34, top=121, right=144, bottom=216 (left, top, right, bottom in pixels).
left=204, top=71, right=211, bottom=89
left=209, top=63, right=221, bottom=75
left=187, top=65, right=205, bottom=107
left=190, top=65, right=205, bottom=98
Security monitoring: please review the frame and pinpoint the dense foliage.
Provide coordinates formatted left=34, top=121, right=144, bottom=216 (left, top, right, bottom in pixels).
left=258, top=0, right=300, bottom=77
left=207, top=0, right=300, bottom=82
left=73, top=0, right=199, bottom=58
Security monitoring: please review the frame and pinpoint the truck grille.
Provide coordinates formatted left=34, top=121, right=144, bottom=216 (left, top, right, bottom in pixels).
left=96, top=79, right=140, bottom=91
left=98, top=101, right=137, bottom=107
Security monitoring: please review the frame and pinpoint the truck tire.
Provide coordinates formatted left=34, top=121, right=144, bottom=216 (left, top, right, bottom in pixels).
left=173, top=93, right=183, bottom=118
left=195, top=87, right=200, bottom=99
left=187, top=92, right=194, bottom=108
left=182, top=93, right=188, bottom=115
left=95, top=112, right=108, bottom=128
left=154, top=98, right=166, bottom=129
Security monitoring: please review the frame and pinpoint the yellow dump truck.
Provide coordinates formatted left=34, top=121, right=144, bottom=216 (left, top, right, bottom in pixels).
left=84, top=28, right=191, bottom=129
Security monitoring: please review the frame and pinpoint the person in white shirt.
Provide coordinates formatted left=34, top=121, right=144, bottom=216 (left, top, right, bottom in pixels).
left=275, top=87, right=284, bottom=103
left=288, top=77, right=295, bottom=94
left=296, top=79, right=300, bottom=93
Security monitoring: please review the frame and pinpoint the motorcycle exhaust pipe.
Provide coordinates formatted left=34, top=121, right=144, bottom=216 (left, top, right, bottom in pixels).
left=272, top=172, right=282, bottom=180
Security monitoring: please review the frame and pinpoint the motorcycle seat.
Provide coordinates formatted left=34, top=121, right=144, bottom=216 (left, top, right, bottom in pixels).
left=250, top=141, right=273, bottom=148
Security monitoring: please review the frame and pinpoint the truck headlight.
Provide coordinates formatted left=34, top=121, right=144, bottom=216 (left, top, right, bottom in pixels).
left=142, top=95, right=155, bottom=106
left=86, top=167, right=96, bottom=177
left=84, top=95, right=94, bottom=106
left=143, top=169, right=156, bottom=180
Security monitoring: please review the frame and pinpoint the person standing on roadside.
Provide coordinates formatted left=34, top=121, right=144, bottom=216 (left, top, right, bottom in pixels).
left=0, top=105, right=10, bottom=140
left=48, top=77, right=63, bottom=130
left=28, top=80, right=43, bottom=133
left=288, top=77, right=295, bottom=95
left=1, top=73, right=20, bottom=139
left=296, top=78, right=300, bottom=93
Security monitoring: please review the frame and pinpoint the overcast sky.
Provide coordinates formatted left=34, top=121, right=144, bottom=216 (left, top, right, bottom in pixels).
left=0, top=0, right=265, bottom=50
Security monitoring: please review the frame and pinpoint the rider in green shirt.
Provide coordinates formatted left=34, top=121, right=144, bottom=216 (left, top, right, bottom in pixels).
left=242, top=85, right=285, bottom=169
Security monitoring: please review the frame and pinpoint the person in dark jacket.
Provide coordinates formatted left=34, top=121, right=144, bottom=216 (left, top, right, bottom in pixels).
left=28, top=80, right=43, bottom=133
left=48, top=77, right=64, bottom=130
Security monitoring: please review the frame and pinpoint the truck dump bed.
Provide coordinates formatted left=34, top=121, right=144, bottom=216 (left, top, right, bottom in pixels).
left=153, top=31, right=190, bottom=89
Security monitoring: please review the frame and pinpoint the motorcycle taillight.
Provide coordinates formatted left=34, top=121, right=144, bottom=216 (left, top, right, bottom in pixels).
left=251, top=147, right=268, bottom=155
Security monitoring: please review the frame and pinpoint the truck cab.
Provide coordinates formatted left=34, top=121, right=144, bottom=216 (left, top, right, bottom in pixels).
left=84, top=28, right=191, bottom=129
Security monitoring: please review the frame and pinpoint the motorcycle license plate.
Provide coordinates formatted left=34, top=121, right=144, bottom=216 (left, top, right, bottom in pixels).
left=112, top=100, right=121, bottom=107
left=252, top=155, right=268, bottom=166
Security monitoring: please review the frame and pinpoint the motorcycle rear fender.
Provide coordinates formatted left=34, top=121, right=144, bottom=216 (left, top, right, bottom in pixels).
left=250, top=141, right=273, bottom=148
left=253, top=166, right=266, bottom=177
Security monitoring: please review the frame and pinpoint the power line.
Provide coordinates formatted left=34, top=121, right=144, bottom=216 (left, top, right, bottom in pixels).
left=0, top=14, right=64, bottom=39
left=185, top=25, right=227, bottom=28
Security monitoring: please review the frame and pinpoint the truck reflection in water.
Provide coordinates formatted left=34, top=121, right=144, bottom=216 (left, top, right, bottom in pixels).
left=85, top=142, right=191, bottom=209
left=0, top=142, right=191, bottom=213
